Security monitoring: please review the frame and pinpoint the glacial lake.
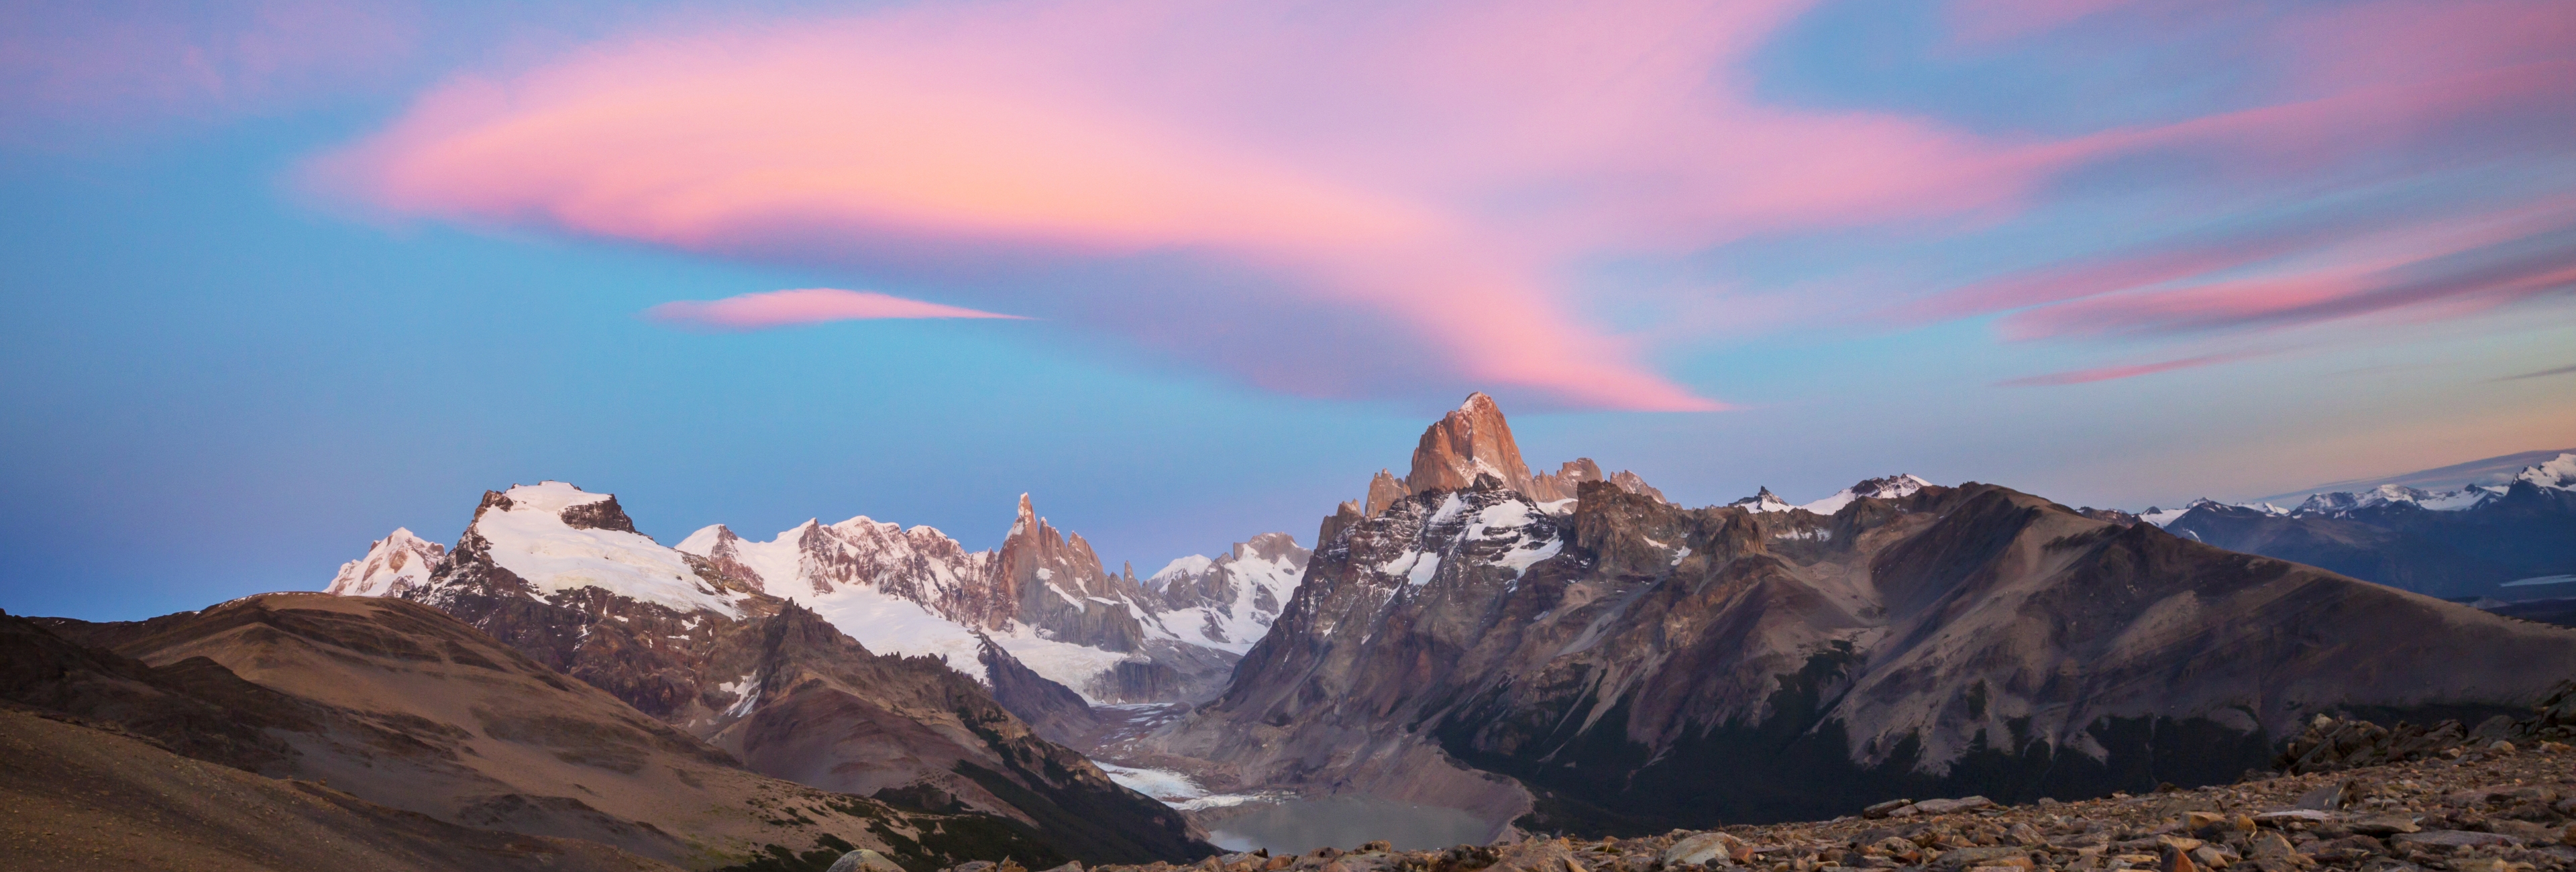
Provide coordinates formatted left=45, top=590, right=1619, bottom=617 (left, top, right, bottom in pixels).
left=1204, top=796, right=1499, bottom=854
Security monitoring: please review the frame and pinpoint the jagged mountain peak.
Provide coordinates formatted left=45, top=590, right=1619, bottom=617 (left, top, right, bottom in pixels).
left=1409, top=392, right=1534, bottom=496
left=1360, top=392, right=1666, bottom=512
left=323, top=527, right=449, bottom=598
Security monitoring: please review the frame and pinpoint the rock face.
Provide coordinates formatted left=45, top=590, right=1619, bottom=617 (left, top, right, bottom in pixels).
left=1144, top=398, right=2576, bottom=836
left=1409, top=392, right=1536, bottom=496
left=995, top=494, right=1154, bottom=653
left=316, top=483, right=1215, bottom=864
left=8, top=593, right=1061, bottom=870
left=1362, top=393, right=1667, bottom=514
left=2158, top=453, right=2576, bottom=601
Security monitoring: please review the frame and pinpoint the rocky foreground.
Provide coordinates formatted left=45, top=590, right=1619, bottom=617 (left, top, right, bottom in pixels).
left=874, top=686, right=2576, bottom=872
left=928, top=741, right=2567, bottom=872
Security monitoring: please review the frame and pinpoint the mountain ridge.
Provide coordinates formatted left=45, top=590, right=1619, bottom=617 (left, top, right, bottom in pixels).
left=1132, top=394, right=2576, bottom=837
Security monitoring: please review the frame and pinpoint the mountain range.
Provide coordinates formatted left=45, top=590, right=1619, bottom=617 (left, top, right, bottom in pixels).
left=2102, top=452, right=2576, bottom=602
left=1126, top=395, right=2576, bottom=836
left=7, top=392, right=2572, bottom=869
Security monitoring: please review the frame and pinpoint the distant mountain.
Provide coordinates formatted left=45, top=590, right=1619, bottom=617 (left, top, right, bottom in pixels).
left=2252, top=447, right=2576, bottom=504
left=1144, top=532, right=1309, bottom=655
left=2139, top=452, right=2576, bottom=600
left=317, top=483, right=1216, bottom=864
left=1735, top=474, right=1934, bottom=515
left=1139, top=394, right=2576, bottom=837
left=335, top=484, right=1302, bottom=705
left=6, top=593, right=1068, bottom=870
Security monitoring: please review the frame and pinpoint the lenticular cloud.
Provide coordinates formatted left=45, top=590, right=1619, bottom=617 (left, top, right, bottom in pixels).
left=308, top=0, right=2046, bottom=413
left=309, top=0, right=2576, bottom=408
left=647, top=288, right=1026, bottom=331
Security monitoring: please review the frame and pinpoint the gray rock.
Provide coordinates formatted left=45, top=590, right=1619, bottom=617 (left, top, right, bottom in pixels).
left=2294, top=781, right=2348, bottom=811
left=2391, top=830, right=2520, bottom=848
left=829, top=849, right=910, bottom=872
left=2253, top=810, right=2332, bottom=824
left=1910, top=797, right=1995, bottom=816
left=1931, top=846, right=2026, bottom=871
left=1661, top=833, right=1746, bottom=867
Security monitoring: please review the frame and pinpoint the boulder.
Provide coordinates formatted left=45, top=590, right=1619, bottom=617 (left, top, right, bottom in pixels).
left=830, top=850, right=910, bottom=872
left=1660, top=832, right=1748, bottom=867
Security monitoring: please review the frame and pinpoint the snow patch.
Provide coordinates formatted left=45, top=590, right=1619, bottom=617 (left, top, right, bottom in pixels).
left=474, top=483, right=743, bottom=616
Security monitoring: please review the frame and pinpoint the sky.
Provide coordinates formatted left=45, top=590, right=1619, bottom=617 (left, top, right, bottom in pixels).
left=4, top=0, right=2573, bottom=620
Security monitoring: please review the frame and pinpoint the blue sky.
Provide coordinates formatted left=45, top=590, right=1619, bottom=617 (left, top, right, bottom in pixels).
left=3, top=0, right=2572, bottom=620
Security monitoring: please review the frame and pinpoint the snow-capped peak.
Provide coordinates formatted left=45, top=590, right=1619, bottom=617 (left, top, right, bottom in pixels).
left=2290, top=482, right=2502, bottom=516
left=2135, top=498, right=2296, bottom=527
left=1800, top=474, right=1933, bottom=515
left=1148, top=554, right=1216, bottom=591
left=1730, top=487, right=1797, bottom=514
left=1728, top=476, right=1935, bottom=515
left=469, top=482, right=743, bottom=616
left=2516, top=452, right=2576, bottom=492
left=494, top=480, right=611, bottom=513
left=324, top=528, right=448, bottom=598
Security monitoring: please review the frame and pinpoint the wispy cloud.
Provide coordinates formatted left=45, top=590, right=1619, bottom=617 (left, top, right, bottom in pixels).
left=2491, top=363, right=2576, bottom=382
left=1996, top=352, right=2251, bottom=386
left=645, top=288, right=1026, bottom=331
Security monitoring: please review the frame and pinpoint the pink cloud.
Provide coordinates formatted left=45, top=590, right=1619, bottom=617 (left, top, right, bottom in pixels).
left=1903, top=0, right=2576, bottom=345
left=1990, top=195, right=2576, bottom=340
left=1996, top=352, right=2251, bottom=386
left=303, top=0, right=2576, bottom=406
left=309, top=0, right=2089, bottom=413
left=644, top=288, right=1027, bottom=331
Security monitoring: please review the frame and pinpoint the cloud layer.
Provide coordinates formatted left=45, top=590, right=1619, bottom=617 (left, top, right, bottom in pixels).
left=307, top=0, right=2576, bottom=408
